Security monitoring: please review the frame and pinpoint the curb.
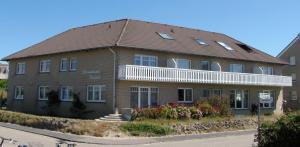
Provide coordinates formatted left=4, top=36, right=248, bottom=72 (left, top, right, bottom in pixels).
left=0, top=122, right=256, bottom=145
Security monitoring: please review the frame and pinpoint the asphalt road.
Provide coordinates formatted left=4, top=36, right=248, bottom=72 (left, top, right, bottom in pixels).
left=0, top=126, right=256, bottom=147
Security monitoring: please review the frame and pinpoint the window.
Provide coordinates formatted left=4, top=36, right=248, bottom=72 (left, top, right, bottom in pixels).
left=134, top=55, right=158, bottom=66
left=169, top=59, right=191, bottom=69
left=178, top=88, right=193, bottom=102
left=60, top=86, right=73, bottom=101
left=200, top=89, right=210, bottom=98
left=157, top=32, right=174, bottom=40
left=212, top=89, right=222, bottom=97
left=217, top=41, right=234, bottom=51
left=16, top=63, right=25, bottom=74
left=40, top=60, right=51, bottom=73
left=211, top=61, right=222, bottom=71
left=60, top=58, right=68, bottom=71
left=230, top=64, right=244, bottom=73
left=291, top=91, right=298, bottom=100
left=290, top=56, right=296, bottom=65
left=195, top=38, right=208, bottom=45
left=292, top=73, right=296, bottom=82
left=230, top=90, right=249, bottom=109
left=200, top=61, right=210, bottom=70
left=15, top=86, right=24, bottom=99
left=261, top=66, right=273, bottom=75
left=259, top=90, right=275, bottom=108
left=70, top=58, right=77, bottom=71
left=39, top=86, right=49, bottom=100
left=87, top=85, right=106, bottom=102
left=130, top=87, right=158, bottom=108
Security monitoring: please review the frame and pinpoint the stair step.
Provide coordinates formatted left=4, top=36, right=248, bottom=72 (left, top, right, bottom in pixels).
left=104, top=116, right=122, bottom=119
left=109, top=114, right=122, bottom=117
left=99, top=117, right=123, bottom=121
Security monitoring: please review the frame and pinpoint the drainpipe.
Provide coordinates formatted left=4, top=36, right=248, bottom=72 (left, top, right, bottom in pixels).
left=109, top=48, right=118, bottom=114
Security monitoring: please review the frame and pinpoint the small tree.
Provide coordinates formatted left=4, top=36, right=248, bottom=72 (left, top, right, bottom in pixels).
left=0, top=89, right=7, bottom=107
left=45, top=90, right=60, bottom=116
left=70, top=93, right=88, bottom=118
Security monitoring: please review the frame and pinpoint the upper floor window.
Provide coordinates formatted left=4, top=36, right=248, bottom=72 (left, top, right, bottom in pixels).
left=70, top=58, right=78, bottom=71
left=229, top=64, right=244, bottom=73
left=60, top=58, right=68, bottom=72
left=16, top=62, right=26, bottom=75
left=200, top=61, right=210, bottom=70
left=169, top=58, right=191, bottom=69
left=60, top=86, right=73, bottom=101
left=40, top=60, right=51, bottom=73
left=290, top=56, right=296, bottom=65
left=157, top=32, right=174, bottom=40
left=195, top=38, right=208, bottom=45
left=15, top=86, right=24, bottom=99
left=211, top=61, right=222, bottom=71
left=217, top=41, right=234, bottom=51
left=134, top=55, right=158, bottom=66
left=178, top=88, right=193, bottom=102
left=261, top=66, right=273, bottom=75
left=87, top=85, right=106, bottom=102
left=39, top=86, right=49, bottom=100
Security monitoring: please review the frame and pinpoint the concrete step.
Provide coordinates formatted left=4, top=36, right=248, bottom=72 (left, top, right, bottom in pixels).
left=97, top=113, right=125, bottom=122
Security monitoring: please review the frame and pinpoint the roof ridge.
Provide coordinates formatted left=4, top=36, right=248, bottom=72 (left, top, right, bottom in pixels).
left=73, top=18, right=128, bottom=30
left=115, top=19, right=129, bottom=46
left=277, top=33, right=300, bottom=57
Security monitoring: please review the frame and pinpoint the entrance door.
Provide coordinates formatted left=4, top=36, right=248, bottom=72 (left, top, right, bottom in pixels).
left=130, top=87, right=158, bottom=108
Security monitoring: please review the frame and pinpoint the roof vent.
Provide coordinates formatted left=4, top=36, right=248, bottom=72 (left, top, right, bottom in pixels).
left=237, top=43, right=253, bottom=53
left=170, top=29, right=175, bottom=33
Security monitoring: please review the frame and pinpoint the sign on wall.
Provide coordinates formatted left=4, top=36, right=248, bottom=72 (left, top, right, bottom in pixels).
left=259, top=93, right=273, bottom=103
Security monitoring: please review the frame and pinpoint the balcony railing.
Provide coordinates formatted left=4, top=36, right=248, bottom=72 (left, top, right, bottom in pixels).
left=118, top=65, right=292, bottom=87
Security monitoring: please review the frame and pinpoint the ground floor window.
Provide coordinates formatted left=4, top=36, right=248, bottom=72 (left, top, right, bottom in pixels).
left=130, top=87, right=158, bottom=108
left=178, top=88, right=193, bottom=102
left=15, top=86, right=24, bottom=99
left=60, top=86, right=73, bottom=101
left=87, top=85, right=106, bottom=102
left=200, top=89, right=222, bottom=98
left=38, top=86, right=49, bottom=100
left=291, top=90, right=298, bottom=100
left=230, top=89, right=249, bottom=109
left=259, top=90, right=275, bottom=108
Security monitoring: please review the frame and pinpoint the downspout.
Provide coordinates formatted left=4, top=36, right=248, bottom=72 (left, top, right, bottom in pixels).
left=108, top=48, right=117, bottom=114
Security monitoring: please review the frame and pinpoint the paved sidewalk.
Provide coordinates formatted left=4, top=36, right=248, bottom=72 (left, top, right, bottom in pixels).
left=0, top=122, right=256, bottom=145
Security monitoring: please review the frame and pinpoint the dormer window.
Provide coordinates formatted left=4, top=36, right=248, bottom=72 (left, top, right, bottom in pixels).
left=157, top=32, right=174, bottom=40
left=217, top=41, right=234, bottom=51
left=195, top=38, right=208, bottom=45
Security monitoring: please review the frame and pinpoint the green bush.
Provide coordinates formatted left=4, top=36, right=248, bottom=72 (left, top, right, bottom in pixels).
left=197, top=101, right=213, bottom=117
left=121, top=122, right=173, bottom=136
left=131, top=108, right=161, bottom=120
left=258, top=114, right=300, bottom=147
left=160, top=105, right=178, bottom=119
left=207, top=96, right=231, bottom=116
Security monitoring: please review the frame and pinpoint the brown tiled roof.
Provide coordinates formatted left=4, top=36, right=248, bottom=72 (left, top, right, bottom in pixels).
left=2, top=19, right=287, bottom=64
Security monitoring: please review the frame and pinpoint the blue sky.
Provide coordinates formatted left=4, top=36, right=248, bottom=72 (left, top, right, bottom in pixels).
left=0, top=0, right=299, bottom=63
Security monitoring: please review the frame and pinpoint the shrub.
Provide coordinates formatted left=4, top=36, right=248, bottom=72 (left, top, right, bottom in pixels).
left=131, top=108, right=161, bottom=120
left=208, top=96, right=231, bottom=116
left=197, top=101, right=213, bottom=117
left=176, top=106, right=191, bottom=120
left=160, top=105, right=178, bottom=119
left=121, top=122, right=173, bottom=136
left=70, top=93, right=88, bottom=118
left=251, top=103, right=258, bottom=115
left=45, top=90, right=60, bottom=116
left=257, top=114, right=300, bottom=147
left=189, top=107, right=203, bottom=120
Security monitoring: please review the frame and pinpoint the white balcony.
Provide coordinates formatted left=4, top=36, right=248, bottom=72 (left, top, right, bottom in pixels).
left=0, top=73, right=8, bottom=80
left=118, top=65, right=292, bottom=87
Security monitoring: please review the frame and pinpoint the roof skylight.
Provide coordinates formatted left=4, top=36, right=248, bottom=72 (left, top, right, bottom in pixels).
left=158, top=32, right=174, bottom=40
left=195, top=38, right=208, bottom=45
left=217, top=41, right=234, bottom=51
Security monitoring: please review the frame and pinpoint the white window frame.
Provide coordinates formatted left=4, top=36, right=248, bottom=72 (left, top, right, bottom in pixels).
left=217, top=41, right=234, bottom=51
left=38, top=86, right=49, bottom=100
left=16, top=62, right=26, bottom=75
left=230, top=89, right=249, bottom=109
left=178, top=88, right=193, bottom=103
left=14, top=86, right=24, bottom=100
left=290, top=56, right=296, bottom=65
left=291, top=73, right=296, bottom=82
left=260, top=66, right=273, bottom=75
left=60, top=58, right=68, bottom=72
left=60, top=86, right=73, bottom=101
left=200, top=61, right=210, bottom=70
left=291, top=91, right=298, bottom=100
left=173, top=58, right=191, bottom=69
left=86, top=85, right=106, bottom=102
left=229, top=64, right=244, bottom=73
left=259, top=90, right=275, bottom=108
left=40, top=60, right=51, bottom=73
left=134, top=54, right=158, bottom=67
left=70, top=58, right=78, bottom=71
left=129, top=86, right=159, bottom=108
